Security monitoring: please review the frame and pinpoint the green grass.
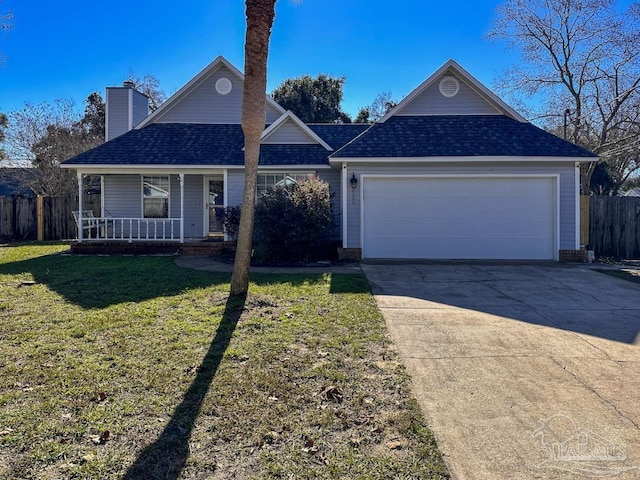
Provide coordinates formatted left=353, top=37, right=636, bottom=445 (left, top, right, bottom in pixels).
left=0, top=243, right=449, bottom=479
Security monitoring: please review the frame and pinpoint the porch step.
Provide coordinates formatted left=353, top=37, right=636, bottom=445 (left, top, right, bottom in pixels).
left=70, top=241, right=236, bottom=256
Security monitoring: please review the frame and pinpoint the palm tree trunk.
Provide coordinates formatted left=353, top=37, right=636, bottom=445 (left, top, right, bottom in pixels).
left=230, top=0, right=277, bottom=296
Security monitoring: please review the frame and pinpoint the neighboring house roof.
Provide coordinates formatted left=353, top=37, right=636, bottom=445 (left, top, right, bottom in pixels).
left=621, top=187, right=640, bottom=197
left=62, top=123, right=332, bottom=167
left=331, top=115, right=597, bottom=159
left=307, top=124, right=371, bottom=150
left=0, top=168, right=37, bottom=196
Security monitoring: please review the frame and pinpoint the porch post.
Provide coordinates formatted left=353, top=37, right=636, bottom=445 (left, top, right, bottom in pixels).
left=77, top=172, right=83, bottom=243
left=341, top=163, right=347, bottom=248
left=179, top=173, right=184, bottom=243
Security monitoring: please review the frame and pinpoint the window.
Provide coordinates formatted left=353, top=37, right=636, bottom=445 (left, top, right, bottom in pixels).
left=142, top=176, right=169, bottom=218
left=256, top=172, right=315, bottom=197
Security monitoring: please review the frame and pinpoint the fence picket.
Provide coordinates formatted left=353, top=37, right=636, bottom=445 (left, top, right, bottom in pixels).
left=589, top=196, right=640, bottom=259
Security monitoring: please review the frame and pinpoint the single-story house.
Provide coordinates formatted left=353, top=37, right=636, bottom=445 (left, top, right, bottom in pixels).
left=61, top=56, right=596, bottom=260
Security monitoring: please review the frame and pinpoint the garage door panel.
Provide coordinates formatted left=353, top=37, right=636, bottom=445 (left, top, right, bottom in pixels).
left=362, top=177, right=556, bottom=260
left=373, top=215, right=552, bottom=238
left=368, top=195, right=552, bottom=218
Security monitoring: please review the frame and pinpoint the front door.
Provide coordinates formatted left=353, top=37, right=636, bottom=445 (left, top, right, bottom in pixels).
left=205, top=175, right=225, bottom=237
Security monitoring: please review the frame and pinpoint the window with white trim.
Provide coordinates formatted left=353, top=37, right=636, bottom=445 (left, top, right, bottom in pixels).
left=142, top=176, right=169, bottom=218
left=256, top=172, right=315, bottom=197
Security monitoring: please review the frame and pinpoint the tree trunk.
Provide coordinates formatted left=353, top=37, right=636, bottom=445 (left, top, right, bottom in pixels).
left=230, top=0, right=277, bottom=296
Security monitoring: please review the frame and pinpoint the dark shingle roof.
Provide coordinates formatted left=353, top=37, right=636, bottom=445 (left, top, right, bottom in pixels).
left=62, top=123, right=333, bottom=166
left=307, top=123, right=371, bottom=150
left=0, top=168, right=37, bottom=196
left=331, top=115, right=597, bottom=158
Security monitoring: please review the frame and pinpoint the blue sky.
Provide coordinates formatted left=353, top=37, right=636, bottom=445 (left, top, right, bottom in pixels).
left=2, top=0, right=523, bottom=119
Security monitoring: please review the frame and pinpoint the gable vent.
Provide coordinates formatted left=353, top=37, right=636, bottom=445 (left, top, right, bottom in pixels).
left=215, top=77, right=233, bottom=95
left=439, top=76, right=460, bottom=98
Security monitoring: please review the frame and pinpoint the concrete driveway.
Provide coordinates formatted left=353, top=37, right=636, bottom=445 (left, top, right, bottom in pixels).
left=361, top=263, right=640, bottom=480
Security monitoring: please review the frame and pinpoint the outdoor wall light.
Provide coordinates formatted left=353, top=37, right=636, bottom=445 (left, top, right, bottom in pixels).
left=350, top=173, right=358, bottom=205
left=350, top=173, right=358, bottom=190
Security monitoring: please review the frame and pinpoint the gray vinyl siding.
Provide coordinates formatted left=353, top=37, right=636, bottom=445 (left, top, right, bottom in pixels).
left=184, top=175, right=204, bottom=238
left=106, top=88, right=130, bottom=141
left=104, top=174, right=141, bottom=217
left=263, top=119, right=315, bottom=144
left=345, top=162, right=578, bottom=252
left=396, top=73, right=501, bottom=116
left=132, top=91, right=149, bottom=128
left=266, top=102, right=283, bottom=124
left=146, top=65, right=282, bottom=125
left=226, top=170, right=245, bottom=208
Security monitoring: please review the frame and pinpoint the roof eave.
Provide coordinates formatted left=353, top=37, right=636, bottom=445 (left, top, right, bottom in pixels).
left=329, top=155, right=597, bottom=163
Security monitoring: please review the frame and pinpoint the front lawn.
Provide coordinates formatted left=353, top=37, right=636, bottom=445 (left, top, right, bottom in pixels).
left=0, top=243, right=448, bottom=479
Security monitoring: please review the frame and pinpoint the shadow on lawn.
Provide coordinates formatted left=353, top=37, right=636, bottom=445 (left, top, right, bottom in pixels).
left=123, top=292, right=246, bottom=479
left=0, top=253, right=368, bottom=308
left=0, top=254, right=231, bottom=308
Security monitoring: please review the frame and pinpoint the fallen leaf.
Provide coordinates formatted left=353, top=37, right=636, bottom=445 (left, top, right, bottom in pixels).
left=93, top=391, right=107, bottom=403
left=0, top=428, right=14, bottom=436
left=82, top=453, right=96, bottom=462
left=91, top=430, right=110, bottom=445
left=320, top=385, right=343, bottom=403
left=385, top=438, right=407, bottom=450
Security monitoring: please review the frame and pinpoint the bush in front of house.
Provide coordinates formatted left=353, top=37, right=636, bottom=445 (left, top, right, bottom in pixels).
left=254, top=178, right=334, bottom=264
left=222, top=206, right=242, bottom=240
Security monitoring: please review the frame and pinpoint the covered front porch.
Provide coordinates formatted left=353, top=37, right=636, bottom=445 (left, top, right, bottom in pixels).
left=73, top=169, right=231, bottom=243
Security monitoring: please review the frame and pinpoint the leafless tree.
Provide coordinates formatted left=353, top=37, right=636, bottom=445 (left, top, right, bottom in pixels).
left=125, top=72, right=167, bottom=112
left=488, top=0, right=640, bottom=194
left=3, top=96, right=104, bottom=195
left=355, top=91, right=397, bottom=123
left=0, top=0, right=13, bottom=65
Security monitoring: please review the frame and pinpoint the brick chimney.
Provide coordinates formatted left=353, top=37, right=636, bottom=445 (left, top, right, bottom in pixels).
left=105, top=82, right=149, bottom=141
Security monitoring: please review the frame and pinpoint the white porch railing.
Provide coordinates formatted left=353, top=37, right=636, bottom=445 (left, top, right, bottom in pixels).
left=77, top=217, right=182, bottom=242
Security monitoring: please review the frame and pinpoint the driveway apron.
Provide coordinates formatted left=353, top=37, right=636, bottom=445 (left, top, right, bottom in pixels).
left=361, top=264, right=640, bottom=480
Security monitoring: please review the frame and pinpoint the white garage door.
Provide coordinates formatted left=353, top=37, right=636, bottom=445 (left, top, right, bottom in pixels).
left=362, top=176, right=556, bottom=260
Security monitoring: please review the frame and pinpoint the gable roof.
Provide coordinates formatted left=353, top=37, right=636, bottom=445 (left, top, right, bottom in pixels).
left=136, top=56, right=285, bottom=129
left=261, top=111, right=334, bottom=150
left=381, top=59, right=527, bottom=123
left=61, top=123, right=332, bottom=168
left=330, top=115, right=597, bottom=159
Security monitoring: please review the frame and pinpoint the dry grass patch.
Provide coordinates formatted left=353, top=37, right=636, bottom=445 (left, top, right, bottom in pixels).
left=0, top=243, right=448, bottom=479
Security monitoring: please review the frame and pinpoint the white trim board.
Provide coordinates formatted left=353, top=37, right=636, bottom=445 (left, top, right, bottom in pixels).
left=330, top=156, right=595, bottom=164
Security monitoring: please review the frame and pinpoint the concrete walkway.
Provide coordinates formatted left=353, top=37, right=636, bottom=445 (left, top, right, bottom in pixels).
left=175, top=255, right=362, bottom=274
left=361, top=263, right=640, bottom=480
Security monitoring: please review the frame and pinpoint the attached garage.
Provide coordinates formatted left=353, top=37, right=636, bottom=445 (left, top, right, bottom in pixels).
left=361, top=176, right=558, bottom=260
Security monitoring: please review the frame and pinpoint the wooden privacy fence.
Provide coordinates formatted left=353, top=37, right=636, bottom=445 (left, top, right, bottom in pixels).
left=0, top=195, right=100, bottom=241
left=590, top=196, right=640, bottom=259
